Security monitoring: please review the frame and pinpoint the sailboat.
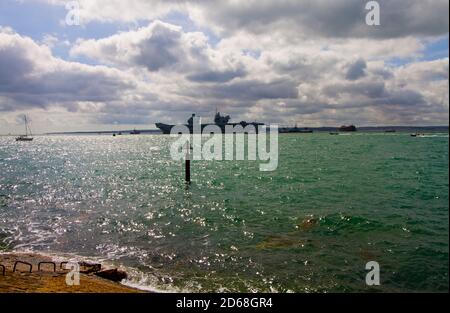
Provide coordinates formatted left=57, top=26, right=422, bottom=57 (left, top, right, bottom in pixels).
left=16, top=115, right=34, bottom=141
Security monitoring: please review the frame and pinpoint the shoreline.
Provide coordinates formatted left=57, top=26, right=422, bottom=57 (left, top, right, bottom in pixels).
left=0, top=251, right=145, bottom=293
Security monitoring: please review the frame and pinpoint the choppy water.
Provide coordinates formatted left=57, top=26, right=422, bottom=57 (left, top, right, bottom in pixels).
left=0, top=132, right=448, bottom=292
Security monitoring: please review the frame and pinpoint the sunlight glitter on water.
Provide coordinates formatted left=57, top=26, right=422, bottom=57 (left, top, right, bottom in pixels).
left=0, top=133, right=448, bottom=292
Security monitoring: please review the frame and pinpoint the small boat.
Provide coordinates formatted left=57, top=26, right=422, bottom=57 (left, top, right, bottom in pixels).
left=329, top=132, right=339, bottom=135
left=130, top=129, right=141, bottom=135
left=16, top=115, right=34, bottom=142
left=339, top=125, right=357, bottom=132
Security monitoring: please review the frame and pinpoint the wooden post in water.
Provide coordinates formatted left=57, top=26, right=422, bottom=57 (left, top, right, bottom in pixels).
left=185, top=141, right=191, bottom=183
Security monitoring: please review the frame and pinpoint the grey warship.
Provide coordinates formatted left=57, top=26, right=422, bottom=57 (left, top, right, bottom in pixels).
left=156, top=112, right=264, bottom=134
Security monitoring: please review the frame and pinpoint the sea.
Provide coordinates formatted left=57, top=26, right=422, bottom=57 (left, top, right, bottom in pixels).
left=0, top=131, right=448, bottom=292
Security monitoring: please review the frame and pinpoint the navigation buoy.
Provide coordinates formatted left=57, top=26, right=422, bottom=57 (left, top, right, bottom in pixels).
left=185, top=142, right=191, bottom=183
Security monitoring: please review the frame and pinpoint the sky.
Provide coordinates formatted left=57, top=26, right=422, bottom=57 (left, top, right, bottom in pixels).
left=0, top=0, right=448, bottom=134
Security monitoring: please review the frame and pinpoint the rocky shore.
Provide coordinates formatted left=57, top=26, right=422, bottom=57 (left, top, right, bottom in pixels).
left=0, top=252, right=143, bottom=293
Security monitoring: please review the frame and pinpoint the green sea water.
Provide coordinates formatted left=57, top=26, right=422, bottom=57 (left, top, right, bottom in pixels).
left=0, top=132, right=448, bottom=292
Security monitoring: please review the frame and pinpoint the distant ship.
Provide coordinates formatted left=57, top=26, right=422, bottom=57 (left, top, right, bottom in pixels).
left=16, top=115, right=33, bottom=142
left=156, top=112, right=264, bottom=134
left=339, top=125, right=357, bottom=132
left=279, top=125, right=313, bottom=133
left=130, top=129, right=141, bottom=134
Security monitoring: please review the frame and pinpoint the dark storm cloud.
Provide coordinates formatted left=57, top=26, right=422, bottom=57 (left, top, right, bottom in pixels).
left=0, top=45, right=34, bottom=85
left=345, top=59, right=367, bottom=80
left=0, top=67, right=134, bottom=111
left=186, top=68, right=247, bottom=83
left=195, top=0, right=449, bottom=39
left=133, top=23, right=183, bottom=71
left=378, top=89, right=425, bottom=107
left=323, top=81, right=426, bottom=109
left=40, top=0, right=449, bottom=40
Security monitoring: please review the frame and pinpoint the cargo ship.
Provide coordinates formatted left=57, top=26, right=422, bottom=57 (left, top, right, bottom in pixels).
left=339, top=125, right=357, bottom=132
left=279, top=125, right=313, bottom=133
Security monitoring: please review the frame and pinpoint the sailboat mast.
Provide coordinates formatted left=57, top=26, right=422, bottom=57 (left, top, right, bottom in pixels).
left=23, top=115, right=32, bottom=136
left=24, top=115, right=28, bottom=136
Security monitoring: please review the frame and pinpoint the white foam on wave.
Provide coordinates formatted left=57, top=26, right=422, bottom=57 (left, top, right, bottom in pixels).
left=4, top=249, right=191, bottom=293
left=417, top=134, right=449, bottom=138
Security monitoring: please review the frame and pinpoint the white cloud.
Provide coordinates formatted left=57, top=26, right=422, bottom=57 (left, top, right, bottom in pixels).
left=41, top=34, right=58, bottom=48
left=0, top=1, right=448, bottom=132
left=188, top=0, right=449, bottom=39
left=0, top=29, right=139, bottom=110
left=70, top=21, right=212, bottom=73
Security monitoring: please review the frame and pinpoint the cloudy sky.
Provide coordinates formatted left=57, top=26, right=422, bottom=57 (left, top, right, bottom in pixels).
left=0, top=0, right=448, bottom=133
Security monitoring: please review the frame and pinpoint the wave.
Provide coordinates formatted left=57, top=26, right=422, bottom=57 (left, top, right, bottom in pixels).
left=415, top=134, right=449, bottom=138
left=3, top=248, right=187, bottom=293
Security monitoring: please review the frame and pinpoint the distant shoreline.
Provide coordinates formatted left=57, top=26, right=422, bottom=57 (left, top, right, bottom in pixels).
left=45, top=126, right=450, bottom=135
left=1, top=125, right=447, bottom=136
